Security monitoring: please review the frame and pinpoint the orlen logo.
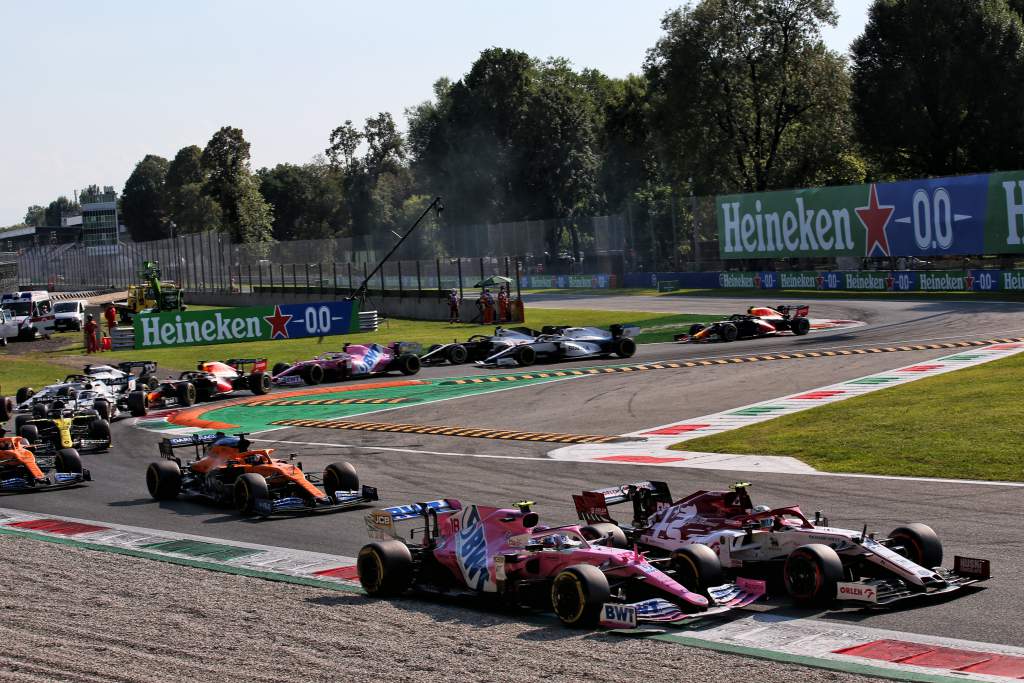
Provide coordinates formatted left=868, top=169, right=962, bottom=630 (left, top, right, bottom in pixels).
left=836, top=582, right=877, bottom=602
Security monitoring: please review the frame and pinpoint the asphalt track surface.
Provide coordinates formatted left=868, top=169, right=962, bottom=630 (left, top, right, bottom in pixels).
left=4, top=294, right=1024, bottom=648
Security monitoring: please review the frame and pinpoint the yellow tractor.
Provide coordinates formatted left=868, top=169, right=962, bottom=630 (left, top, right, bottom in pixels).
left=113, top=261, right=186, bottom=323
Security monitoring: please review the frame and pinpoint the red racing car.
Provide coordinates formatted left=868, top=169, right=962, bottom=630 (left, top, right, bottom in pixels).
left=128, top=358, right=271, bottom=416
left=676, top=305, right=811, bottom=342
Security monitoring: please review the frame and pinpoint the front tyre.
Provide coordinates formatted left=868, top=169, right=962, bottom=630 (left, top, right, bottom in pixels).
left=514, top=345, right=536, bottom=367
left=93, top=398, right=111, bottom=421
left=323, top=462, right=359, bottom=497
left=358, top=541, right=414, bottom=596
left=302, top=364, right=325, bottom=386
left=671, top=544, right=723, bottom=593
left=56, top=448, right=83, bottom=474
left=146, top=460, right=182, bottom=500
left=889, top=523, right=943, bottom=568
left=234, top=473, right=271, bottom=515
left=89, top=418, right=112, bottom=450
left=0, top=396, right=11, bottom=422
left=248, top=372, right=271, bottom=395
left=176, top=382, right=197, bottom=406
left=719, top=323, right=738, bottom=342
left=127, top=390, right=149, bottom=417
left=550, top=564, right=610, bottom=628
left=446, top=344, right=469, bottom=365
left=784, top=544, right=844, bottom=607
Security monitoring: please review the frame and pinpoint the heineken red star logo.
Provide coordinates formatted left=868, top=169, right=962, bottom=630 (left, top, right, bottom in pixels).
left=264, top=305, right=293, bottom=339
left=753, top=274, right=762, bottom=289
left=856, top=184, right=895, bottom=257
left=965, top=273, right=975, bottom=290
left=885, top=273, right=895, bottom=291
left=816, top=274, right=825, bottom=289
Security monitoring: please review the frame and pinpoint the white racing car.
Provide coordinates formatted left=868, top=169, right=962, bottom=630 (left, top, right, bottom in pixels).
left=572, top=481, right=990, bottom=607
left=421, top=324, right=639, bottom=368
left=12, top=364, right=156, bottom=423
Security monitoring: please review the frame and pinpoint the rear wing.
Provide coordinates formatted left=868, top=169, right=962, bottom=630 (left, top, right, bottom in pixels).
left=117, top=361, right=158, bottom=375
left=224, top=358, right=268, bottom=373
left=365, top=499, right=462, bottom=540
left=776, top=304, right=810, bottom=318
left=391, top=341, right=422, bottom=356
left=609, top=324, right=641, bottom=338
left=158, top=432, right=220, bottom=459
left=572, top=481, right=673, bottom=527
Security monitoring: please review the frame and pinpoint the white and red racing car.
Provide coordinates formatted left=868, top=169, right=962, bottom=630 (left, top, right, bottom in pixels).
left=572, top=481, right=990, bottom=607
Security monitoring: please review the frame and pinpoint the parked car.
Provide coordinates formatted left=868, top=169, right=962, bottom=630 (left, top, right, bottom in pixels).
left=52, top=299, right=87, bottom=331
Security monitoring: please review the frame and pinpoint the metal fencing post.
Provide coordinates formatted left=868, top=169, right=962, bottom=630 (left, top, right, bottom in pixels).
left=292, top=264, right=297, bottom=293
left=457, top=258, right=464, bottom=299
left=435, top=258, right=441, bottom=293
left=258, top=260, right=263, bottom=292
left=397, top=261, right=403, bottom=297
left=319, top=263, right=324, bottom=296
left=348, top=262, right=353, bottom=293
left=305, top=263, right=310, bottom=294
left=332, top=262, right=337, bottom=295
left=416, top=260, right=422, bottom=297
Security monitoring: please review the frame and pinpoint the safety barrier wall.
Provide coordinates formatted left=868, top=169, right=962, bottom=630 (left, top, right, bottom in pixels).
left=624, top=269, right=1024, bottom=292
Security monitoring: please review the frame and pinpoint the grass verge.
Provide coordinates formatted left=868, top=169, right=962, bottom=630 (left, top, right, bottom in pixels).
left=49, top=307, right=716, bottom=371
left=677, top=352, right=1024, bottom=481
left=0, top=355, right=81, bottom=394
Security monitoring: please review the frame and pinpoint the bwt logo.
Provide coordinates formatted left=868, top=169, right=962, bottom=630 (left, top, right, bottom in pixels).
left=601, top=604, right=636, bottom=627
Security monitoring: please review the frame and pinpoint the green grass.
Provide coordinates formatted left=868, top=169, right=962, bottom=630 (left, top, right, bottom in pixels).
left=528, top=286, right=1024, bottom=301
left=677, top=353, right=1024, bottom=481
left=53, top=307, right=716, bottom=371
left=0, top=355, right=79, bottom=394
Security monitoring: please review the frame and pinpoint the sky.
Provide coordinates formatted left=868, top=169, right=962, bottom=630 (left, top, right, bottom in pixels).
left=0, top=0, right=872, bottom=226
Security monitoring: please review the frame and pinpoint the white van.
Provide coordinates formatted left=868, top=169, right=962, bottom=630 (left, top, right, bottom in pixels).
left=53, top=299, right=87, bottom=331
left=0, top=291, right=55, bottom=340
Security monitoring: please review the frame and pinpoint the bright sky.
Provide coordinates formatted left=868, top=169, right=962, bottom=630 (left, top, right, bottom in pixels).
left=0, top=0, right=871, bottom=226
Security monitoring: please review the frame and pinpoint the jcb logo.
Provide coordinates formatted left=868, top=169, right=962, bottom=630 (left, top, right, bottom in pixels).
left=370, top=513, right=392, bottom=527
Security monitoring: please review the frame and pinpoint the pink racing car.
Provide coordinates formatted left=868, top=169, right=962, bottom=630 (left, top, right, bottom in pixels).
left=271, top=342, right=421, bottom=386
left=357, top=499, right=762, bottom=629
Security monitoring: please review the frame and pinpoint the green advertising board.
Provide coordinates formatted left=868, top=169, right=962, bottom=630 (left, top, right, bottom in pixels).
left=717, top=170, right=1024, bottom=259
left=134, top=300, right=360, bottom=349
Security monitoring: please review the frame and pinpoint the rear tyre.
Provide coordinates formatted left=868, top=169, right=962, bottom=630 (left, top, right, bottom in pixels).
left=146, top=460, right=181, bottom=500
left=550, top=564, right=610, bottom=627
left=302, top=364, right=325, bottom=386
left=889, top=523, right=943, bottom=568
left=396, top=354, right=421, bottom=376
left=89, top=419, right=112, bottom=449
left=323, top=462, right=359, bottom=497
left=671, top=544, right=724, bottom=593
left=446, top=344, right=469, bottom=365
left=784, top=544, right=844, bottom=606
left=14, top=415, right=30, bottom=434
left=248, top=372, right=271, bottom=395
left=272, top=362, right=290, bottom=377
left=93, top=398, right=111, bottom=421
left=16, top=387, right=33, bottom=405
left=358, top=541, right=414, bottom=597
left=613, top=337, right=637, bottom=358
left=0, top=396, right=11, bottom=422
left=176, top=382, right=197, bottom=406
left=719, top=323, right=738, bottom=342
left=514, top=345, right=536, bottom=367
left=580, top=523, right=628, bottom=549
left=791, top=317, right=811, bottom=336
left=234, top=473, right=271, bottom=515
left=32, top=403, right=47, bottom=418
left=19, top=424, right=39, bottom=443
left=127, top=390, right=149, bottom=417
left=56, top=448, right=83, bottom=474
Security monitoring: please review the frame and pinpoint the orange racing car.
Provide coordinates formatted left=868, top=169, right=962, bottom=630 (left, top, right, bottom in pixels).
left=145, top=432, right=377, bottom=517
left=0, top=429, right=91, bottom=492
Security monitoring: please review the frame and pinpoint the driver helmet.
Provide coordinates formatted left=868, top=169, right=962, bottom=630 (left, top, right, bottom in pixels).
left=747, top=306, right=756, bottom=314
left=753, top=504, right=773, bottom=528
left=541, top=534, right=565, bottom=549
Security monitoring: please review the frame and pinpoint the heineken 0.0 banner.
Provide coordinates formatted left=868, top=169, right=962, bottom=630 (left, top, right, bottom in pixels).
left=717, top=170, right=1024, bottom=259
left=134, top=300, right=360, bottom=349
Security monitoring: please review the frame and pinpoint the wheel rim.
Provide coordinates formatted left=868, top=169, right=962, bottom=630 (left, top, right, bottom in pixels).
left=551, top=573, right=586, bottom=623
left=674, top=553, right=700, bottom=590
left=785, top=555, right=822, bottom=599
left=358, top=549, right=385, bottom=592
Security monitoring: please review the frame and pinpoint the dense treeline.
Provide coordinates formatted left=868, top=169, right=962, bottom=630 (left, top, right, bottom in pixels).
left=15, top=0, right=1024, bottom=262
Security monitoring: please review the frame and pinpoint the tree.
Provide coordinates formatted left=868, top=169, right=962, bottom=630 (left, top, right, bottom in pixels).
left=646, top=0, right=859, bottom=194
left=325, top=121, right=362, bottom=172
left=169, top=183, right=221, bottom=235
left=234, top=173, right=274, bottom=245
left=851, top=0, right=1024, bottom=177
left=44, top=196, right=81, bottom=229
left=257, top=161, right=348, bottom=241
left=201, top=126, right=252, bottom=230
left=121, top=155, right=169, bottom=241
left=24, top=205, right=46, bottom=227
left=165, top=145, right=205, bottom=203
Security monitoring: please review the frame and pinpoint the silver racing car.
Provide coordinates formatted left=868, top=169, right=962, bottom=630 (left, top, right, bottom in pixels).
left=421, top=324, right=639, bottom=368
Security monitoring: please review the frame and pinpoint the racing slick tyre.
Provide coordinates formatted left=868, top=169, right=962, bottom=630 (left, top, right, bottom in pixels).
left=176, top=382, right=197, bottom=406
left=551, top=564, right=611, bottom=628
left=14, top=415, right=30, bottom=435
left=0, top=396, right=12, bottom=422
left=514, top=345, right=537, bottom=367
left=324, top=462, right=359, bottom=497
left=32, top=403, right=47, bottom=418
left=272, top=362, right=290, bottom=377
left=889, top=523, right=943, bottom=568
left=396, top=354, right=421, bottom=376
left=671, top=544, right=724, bottom=594
left=302, top=364, right=325, bottom=386
left=234, top=473, right=271, bottom=516
left=56, top=448, right=83, bottom=474
left=580, top=523, right=628, bottom=549
left=719, top=323, right=738, bottom=342
left=784, top=544, right=844, bottom=607
left=613, top=337, right=637, bottom=358
left=358, top=540, right=414, bottom=597
left=146, top=460, right=182, bottom=500
left=446, top=344, right=469, bottom=365
left=248, top=372, right=271, bottom=395
left=791, top=317, right=811, bottom=336
left=93, top=398, right=111, bottom=422
left=15, top=387, right=33, bottom=405
left=19, top=424, right=39, bottom=443
left=127, top=390, right=149, bottom=417
left=89, top=419, right=112, bottom=449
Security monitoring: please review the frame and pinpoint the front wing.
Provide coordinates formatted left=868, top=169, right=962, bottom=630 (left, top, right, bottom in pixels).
left=0, top=470, right=91, bottom=494
left=252, top=485, right=379, bottom=518
left=600, top=578, right=765, bottom=629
